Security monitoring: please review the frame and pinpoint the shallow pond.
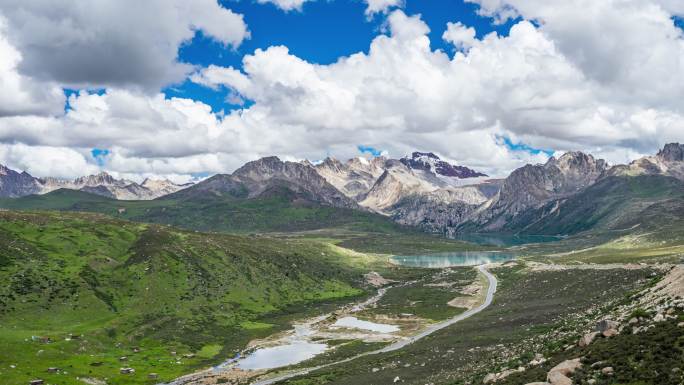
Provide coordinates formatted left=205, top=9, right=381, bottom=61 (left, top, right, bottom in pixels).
left=236, top=341, right=328, bottom=370
left=391, top=251, right=516, bottom=268
left=332, top=316, right=399, bottom=333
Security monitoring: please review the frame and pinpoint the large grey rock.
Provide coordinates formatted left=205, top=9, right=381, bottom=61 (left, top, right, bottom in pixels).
left=547, top=358, right=582, bottom=385
left=579, top=331, right=600, bottom=347
left=464, top=151, right=608, bottom=231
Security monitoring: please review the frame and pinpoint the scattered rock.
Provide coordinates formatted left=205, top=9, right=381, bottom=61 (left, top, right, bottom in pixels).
left=548, top=358, right=582, bottom=376
left=595, top=319, right=619, bottom=333
left=547, top=371, right=572, bottom=385
left=578, top=332, right=600, bottom=347
left=653, top=313, right=665, bottom=322
left=547, top=358, right=582, bottom=385
left=587, top=379, right=596, bottom=384
left=364, top=272, right=392, bottom=287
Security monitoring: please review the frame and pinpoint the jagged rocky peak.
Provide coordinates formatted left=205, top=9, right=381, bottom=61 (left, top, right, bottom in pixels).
left=234, top=156, right=320, bottom=181
left=74, top=171, right=119, bottom=186
left=180, top=155, right=358, bottom=209
left=607, top=142, right=684, bottom=180
left=141, top=178, right=190, bottom=195
left=400, top=151, right=488, bottom=179
left=657, top=143, right=684, bottom=162
left=547, top=151, right=608, bottom=185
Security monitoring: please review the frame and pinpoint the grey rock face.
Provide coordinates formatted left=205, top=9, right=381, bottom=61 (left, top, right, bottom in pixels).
left=467, top=151, right=608, bottom=231
left=174, top=156, right=359, bottom=209
left=0, top=165, right=43, bottom=197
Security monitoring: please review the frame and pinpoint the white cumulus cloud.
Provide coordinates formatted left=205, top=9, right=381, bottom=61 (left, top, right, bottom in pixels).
left=1, top=4, right=684, bottom=180
left=0, top=0, right=249, bottom=92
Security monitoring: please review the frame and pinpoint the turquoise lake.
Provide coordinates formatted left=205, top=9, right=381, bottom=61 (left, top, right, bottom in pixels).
left=391, top=251, right=517, bottom=268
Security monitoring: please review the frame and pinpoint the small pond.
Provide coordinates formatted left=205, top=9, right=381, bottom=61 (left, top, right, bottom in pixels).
left=391, top=251, right=516, bottom=268
left=332, top=316, right=399, bottom=333
left=236, top=341, right=328, bottom=370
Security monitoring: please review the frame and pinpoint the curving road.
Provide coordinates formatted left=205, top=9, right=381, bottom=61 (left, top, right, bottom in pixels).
left=251, top=264, right=498, bottom=385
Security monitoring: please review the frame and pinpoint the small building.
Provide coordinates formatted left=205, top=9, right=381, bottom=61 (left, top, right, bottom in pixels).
left=132, top=347, right=140, bottom=353
left=29, top=380, right=44, bottom=385
left=47, top=367, right=59, bottom=373
left=117, top=208, right=126, bottom=214
left=182, top=353, right=195, bottom=358
left=119, top=356, right=128, bottom=361
left=120, top=367, right=135, bottom=374
left=148, top=373, right=159, bottom=379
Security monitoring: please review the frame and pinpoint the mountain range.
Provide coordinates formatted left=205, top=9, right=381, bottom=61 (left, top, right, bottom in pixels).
left=0, top=167, right=190, bottom=200
left=1, top=144, right=683, bottom=237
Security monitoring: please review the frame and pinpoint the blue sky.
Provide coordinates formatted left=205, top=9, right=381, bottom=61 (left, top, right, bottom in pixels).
left=166, top=0, right=518, bottom=113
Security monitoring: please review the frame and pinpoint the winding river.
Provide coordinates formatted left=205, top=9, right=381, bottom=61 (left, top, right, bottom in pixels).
left=250, top=264, right=498, bottom=385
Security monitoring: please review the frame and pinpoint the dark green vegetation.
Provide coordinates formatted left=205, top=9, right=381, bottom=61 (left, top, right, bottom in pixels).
left=0, top=211, right=377, bottom=385
left=275, top=265, right=656, bottom=385
left=509, top=175, right=684, bottom=236
left=0, top=188, right=400, bottom=234
left=359, top=268, right=477, bottom=321
left=0, top=189, right=483, bottom=257
left=498, top=310, right=684, bottom=385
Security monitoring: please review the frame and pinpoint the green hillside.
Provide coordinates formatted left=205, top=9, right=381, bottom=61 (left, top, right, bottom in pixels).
left=507, top=175, right=684, bottom=236
left=0, top=188, right=400, bottom=234
left=0, top=211, right=377, bottom=385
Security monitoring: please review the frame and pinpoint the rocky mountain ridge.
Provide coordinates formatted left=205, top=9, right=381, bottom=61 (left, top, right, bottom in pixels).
left=0, top=167, right=189, bottom=200
left=2, top=143, right=683, bottom=237
left=169, top=156, right=359, bottom=209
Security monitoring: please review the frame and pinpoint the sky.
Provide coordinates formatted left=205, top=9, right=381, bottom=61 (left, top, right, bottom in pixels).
left=0, top=0, right=683, bottom=183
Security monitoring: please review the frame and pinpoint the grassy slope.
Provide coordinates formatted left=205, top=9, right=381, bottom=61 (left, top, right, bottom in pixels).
left=0, top=189, right=483, bottom=256
left=509, top=175, right=684, bottom=236
left=0, top=211, right=381, bottom=385
left=0, top=189, right=400, bottom=234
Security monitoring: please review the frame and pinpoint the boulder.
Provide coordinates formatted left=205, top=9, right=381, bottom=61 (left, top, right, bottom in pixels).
left=547, top=371, right=572, bottom=385
left=547, top=358, right=582, bottom=385
left=578, top=332, right=600, bottom=347
left=483, top=373, right=497, bottom=384
left=653, top=313, right=665, bottom=322
left=548, top=358, right=582, bottom=376
left=602, top=366, right=614, bottom=376
left=596, top=319, right=619, bottom=333
left=524, top=383, right=551, bottom=385
left=602, top=328, right=619, bottom=338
